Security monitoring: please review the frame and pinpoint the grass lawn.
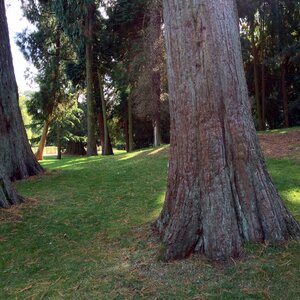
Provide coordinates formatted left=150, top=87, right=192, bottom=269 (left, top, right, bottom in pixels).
left=0, top=145, right=299, bottom=299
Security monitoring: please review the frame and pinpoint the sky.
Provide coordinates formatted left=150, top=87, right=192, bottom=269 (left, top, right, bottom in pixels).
left=6, top=0, right=37, bottom=92
left=6, top=1, right=108, bottom=93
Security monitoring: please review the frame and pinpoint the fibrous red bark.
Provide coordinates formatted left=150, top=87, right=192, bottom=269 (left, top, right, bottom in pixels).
left=155, top=0, right=300, bottom=261
left=35, top=119, right=49, bottom=161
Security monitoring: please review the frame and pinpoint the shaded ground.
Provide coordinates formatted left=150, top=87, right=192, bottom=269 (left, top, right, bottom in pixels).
left=259, top=128, right=300, bottom=159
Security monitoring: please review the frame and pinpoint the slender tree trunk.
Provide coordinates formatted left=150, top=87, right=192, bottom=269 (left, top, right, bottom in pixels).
left=261, top=59, right=266, bottom=129
left=97, top=110, right=105, bottom=147
left=0, top=1, right=43, bottom=180
left=92, top=64, right=105, bottom=150
left=85, top=4, right=98, bottom=156
left=153, top=114, right=162, bottom=147
left=150, top=3, right=163, bottom=147
left=156, top=0, right=300, bottom=261
left=152, top=71, right=162, bottom=146
left=56, top=125, right=62, bottom=160
left=127, top=96, right=134, bottom=152
left=35, top=119, right=49, bottom=161
left=260, top=7, right=266, bottom=130
left=98, top=73, right=114, bottom=155
left=281, top=59, right=289, bottom=128
left=124, top=118, right=129, bottom=152
left=0, top=166, right=23, bottom=208
left=250, top=20, right=263, bottom=131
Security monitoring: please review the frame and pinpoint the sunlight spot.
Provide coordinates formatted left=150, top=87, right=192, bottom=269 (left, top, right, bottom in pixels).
left=118, top=152, right=142, bottom=161
left=282, top=189, right=300, bottom=203
left=147, top=147, right=165, bottom=156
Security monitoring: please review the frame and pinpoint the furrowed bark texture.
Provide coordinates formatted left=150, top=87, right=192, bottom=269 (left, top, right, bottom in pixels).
left=0, top=166, right=23, bottom=208
left=156, top=0, right=300, bottom=261
left=0, top=0, right=43, bottom=180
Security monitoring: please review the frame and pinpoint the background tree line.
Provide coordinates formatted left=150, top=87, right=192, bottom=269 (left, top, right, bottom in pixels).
left=11, top=0, right=300, bottom=161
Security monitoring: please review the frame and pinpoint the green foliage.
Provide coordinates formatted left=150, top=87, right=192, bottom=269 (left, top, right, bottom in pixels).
left=0, top=140, right=299, bottom=298
left=19, top=93, right=35, bottom=141
left=47, top=101, right=88, bottom=147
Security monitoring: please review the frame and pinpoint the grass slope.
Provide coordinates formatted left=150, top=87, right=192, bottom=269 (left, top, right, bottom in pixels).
left=0, top=145, right=299, bottom=299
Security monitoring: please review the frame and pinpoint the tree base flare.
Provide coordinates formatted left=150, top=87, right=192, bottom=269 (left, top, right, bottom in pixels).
left=155, top=192, right=300, bottom=262
left=0, top=167, right=24, bottom=209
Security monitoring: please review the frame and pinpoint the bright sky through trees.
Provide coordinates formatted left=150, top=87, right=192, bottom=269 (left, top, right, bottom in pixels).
left=6, top=0, right=37, bottom=91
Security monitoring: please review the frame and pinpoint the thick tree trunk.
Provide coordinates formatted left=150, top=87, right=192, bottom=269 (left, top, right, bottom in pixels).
left=35, top=119, right=49, bottom=161
left=156, top=0, right=300, bottom=261
left=0, top=166, right=24, bottom=208
left=85, top=4, right=98, bottom=156
left=280, top=60, right=289, bottom=128
left=0, top=0, right=43, bottom=180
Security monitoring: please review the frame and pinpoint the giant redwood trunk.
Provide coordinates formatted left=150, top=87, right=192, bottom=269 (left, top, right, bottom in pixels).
left=156, top=0, right=300, bottom=261
left=0, top=0, right=43, bottom=180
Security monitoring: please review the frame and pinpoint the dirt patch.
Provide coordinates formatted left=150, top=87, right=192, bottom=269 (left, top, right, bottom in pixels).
left=0, top=198, right=39, bottom=224
left=259, top=130, right=300, bottom=159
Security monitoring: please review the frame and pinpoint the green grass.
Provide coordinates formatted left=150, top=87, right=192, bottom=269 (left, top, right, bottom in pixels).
left=0, top=145, right=299, bottom=299
left=257, top=126, right=300, bottom=135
